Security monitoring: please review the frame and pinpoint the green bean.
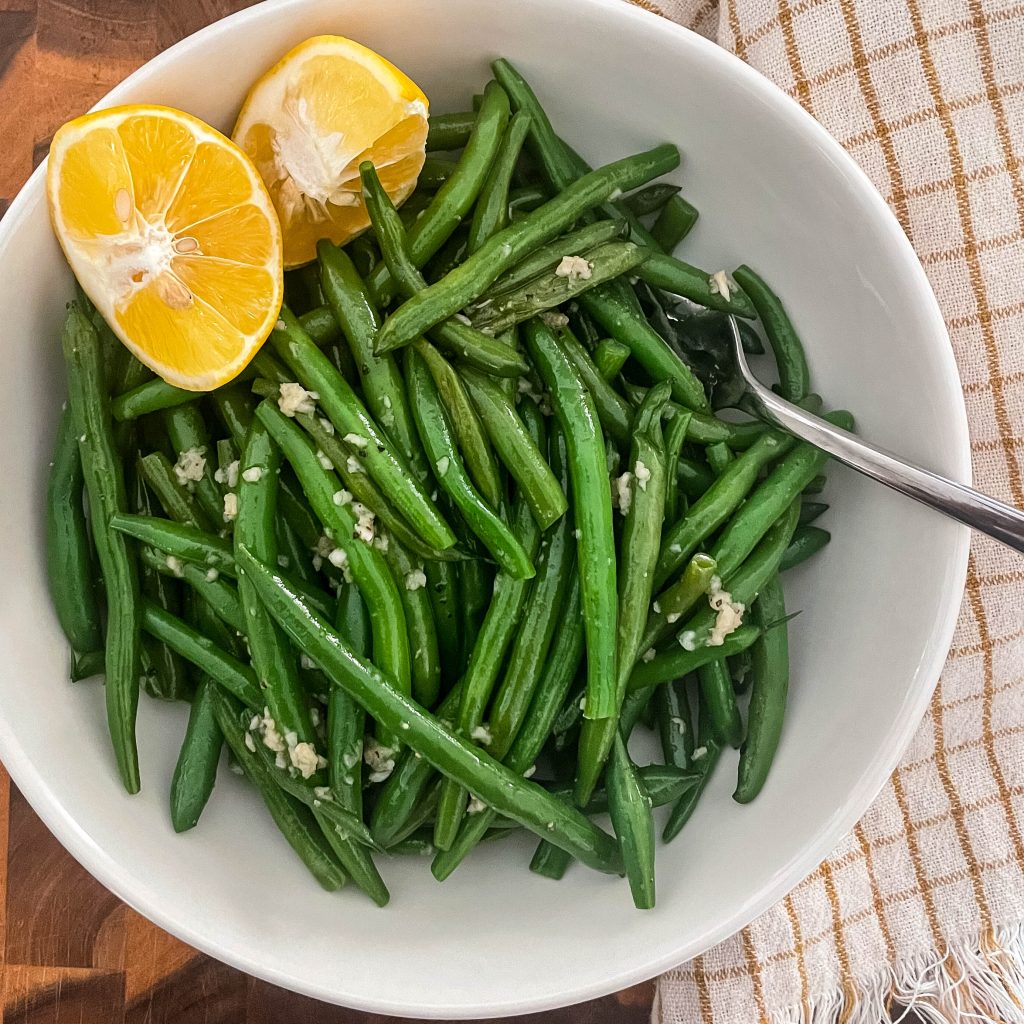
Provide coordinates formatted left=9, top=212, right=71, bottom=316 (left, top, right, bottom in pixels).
left=405, top=348, right=534, bottom=578
left=169, top=679, right=222, bottom=832
left=110, top=515, right=235, bottom=575
left=655, top=502, right=801, bottom=662
left=781, top=525, right=831, bottom=571
left=473, top=241, right=649, bottom=335
left=706, top=442, right=733, bottom=475
left=432, top=422, right=546, bottom=847
left=210, top=385, right=256, bottom=449
left=460, top=368, right=567, bottom=529
left=328, top=698, right=366, bottom=851
left=241, top=725, right=380, bottom=857
left=130, top=524, right=335, bottom=627
left=431, top=571, right=584, bottom=881
left=139, top=452, right=215, bottom=532
left=527, top=757, right=696, bottom=883
left=367, top=81, right=511, bottom=305
left=523, top=319, right=616, bottom=719
left=163, top=405, right=223, bottom=526
left=276, top=515, right=314, bottom=586
left=730, top=649, right=754, bottom=694
left=284, top=398, right=462, bottom=562
left=214, top=438, right=237, bottom=491
left=594, top=338, right=630, bottom=381
left=109, top=367, right=239, bottom=423
left=423, top=228, right=469, bottom=282
left=633, top=254, right=755, bottom=318
left=485, top=221, right=625, bottom=298
left=456, top=557, right=491, bottom=670
left=507, top=184, right=548, bottom=214
left=255, top=401, right=412, bottom=748
left=425, top=560, right=461, bottom=679
left=140, top=600, right=261, bottom=708
left=317, top=242, right=426, bottom=475
left=370, top=681, right=464, bottom=847
left=269, top=309, right=456, bottom=553
left=448, top=481, right=540, bottom=753
left=656, top=678, right=695, bottom=770
left=236, top=419, right=318, bottom=755
left=69, top=651, right=104, bottom=680
left=804, top=473, right=827, bottom=495
left=709, top=412, right=852, bottom=580
left=543, top=765, right=698, bottom=817
left=650, top=195, right=699, bottom=252
left=663, top=694, right=722, bottom=843
left=133, top=486, right=193, bottom=703
left=662, top=407, right=691, bottom=523
left=735, top=576, right=790, bottom=802
left=530, top=842, right=573, bottom=880
left=137, top=548, right=244, bottom=634
left=488, top=464, right=576, bottom=757
left=376, top=144, right=680, bottom=353
left=799, top=501, right=829, bottom=526
left=732, top=265, right=811, bottom=402
left=579, top=284, right=708, bottom=412
left=401, top=189, right=436, bottom=225
left=491, top=59, right=579, bottom=190
left=655, top=432, right=796, bottom=588
left=359, top=161, right=528, bottom=378
left=206, top=686, right=347, bottom=891
left=685, top=413, right=768, bottom=448
left=419, top=155, right=457, bottom=190
left=47, top=408, right=103, bottom=661
left=698, top=656, right=743, bottom=747
left=236, top=546, right=623, bottom=874
left=576, top=382, right=670, bottom=803
left=607, top=734, right=656, bottom=909
left=388, top=834, right=438, bottom=857
left=414, top=342, right=503, bottom=509
left=468, top=110, right=532, bottom=253
left=426, top=110, right=476, bottom=151
left=109, top=304, right=336, bottom=424
left=639, top=553, right=718, bottom=659
left=562, top=326, right=632, bottom=438
left=621, top=183, right=681, bottom=217
left=383, top=537, right=441, bottom=708
left=330, top=584, right=369, bottom=827
left=631, top=626, right=760, bottom=691
left=62, top=305, right=141, bottom=793
left=299, top=304, right=342, bottom=347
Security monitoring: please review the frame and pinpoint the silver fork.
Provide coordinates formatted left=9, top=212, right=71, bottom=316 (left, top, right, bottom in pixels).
left=726, top=316, right=1024, bottom=554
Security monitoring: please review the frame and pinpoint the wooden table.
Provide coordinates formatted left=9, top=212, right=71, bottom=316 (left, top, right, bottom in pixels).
left=0, top=2, right=655, bottom=1020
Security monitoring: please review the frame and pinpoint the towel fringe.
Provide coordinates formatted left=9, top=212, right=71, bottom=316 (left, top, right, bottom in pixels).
left=654, top=923, right=1024, bottom=1024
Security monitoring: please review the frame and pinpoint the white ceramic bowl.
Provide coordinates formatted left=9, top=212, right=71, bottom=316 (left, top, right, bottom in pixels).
left=0, top=0, right=970, bottom=1016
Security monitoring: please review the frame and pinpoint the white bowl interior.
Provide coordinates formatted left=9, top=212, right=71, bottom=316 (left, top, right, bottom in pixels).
left=0, top=0, right=969, bottom=1017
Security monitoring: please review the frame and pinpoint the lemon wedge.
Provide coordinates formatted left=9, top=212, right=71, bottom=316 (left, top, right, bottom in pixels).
left=47, top=104, right=284, bottom=392
left=232, top=35, right=429, bottom=268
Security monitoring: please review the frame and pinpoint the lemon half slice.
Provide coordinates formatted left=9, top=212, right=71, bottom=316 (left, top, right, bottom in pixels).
left=47, top=105, right=284, bottom=392
left=232, top=35, right=429, bottom=268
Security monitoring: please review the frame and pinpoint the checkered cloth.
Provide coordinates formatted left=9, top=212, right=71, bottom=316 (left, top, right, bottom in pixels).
left=637, top=0, right=1024, bottom=1021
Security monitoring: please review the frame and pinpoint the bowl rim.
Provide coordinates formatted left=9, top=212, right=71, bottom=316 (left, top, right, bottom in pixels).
left=0, top=0, right=971, bottom=1015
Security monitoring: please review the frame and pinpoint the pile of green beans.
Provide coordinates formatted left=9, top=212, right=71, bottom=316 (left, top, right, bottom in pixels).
left=48, top=60, right=844, bottom=910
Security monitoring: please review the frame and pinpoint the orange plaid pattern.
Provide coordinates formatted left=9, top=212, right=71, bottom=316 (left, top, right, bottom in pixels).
left=641, top=0, right=1024, bottom=1020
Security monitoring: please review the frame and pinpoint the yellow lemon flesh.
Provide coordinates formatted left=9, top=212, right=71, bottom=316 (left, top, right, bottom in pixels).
left=233, top=35, right=428, bottom=268
left=47, top=105, right=283, bottom=392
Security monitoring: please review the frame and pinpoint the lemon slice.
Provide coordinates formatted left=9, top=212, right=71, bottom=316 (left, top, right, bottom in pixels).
left=232, top=35, right=429, bottom=268
left=47, top=105, right=283, bottom=392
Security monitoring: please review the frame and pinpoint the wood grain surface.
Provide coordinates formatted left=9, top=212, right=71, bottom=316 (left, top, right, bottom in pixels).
left=0, top=2, right=656, bottom=1021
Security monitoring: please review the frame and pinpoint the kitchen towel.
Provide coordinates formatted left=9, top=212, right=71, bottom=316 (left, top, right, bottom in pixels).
left=640, top=0, right=1024, bottom=1021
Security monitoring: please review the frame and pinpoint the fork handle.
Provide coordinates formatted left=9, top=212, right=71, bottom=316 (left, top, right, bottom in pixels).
left=750, top=384, right=1024, bottom=555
